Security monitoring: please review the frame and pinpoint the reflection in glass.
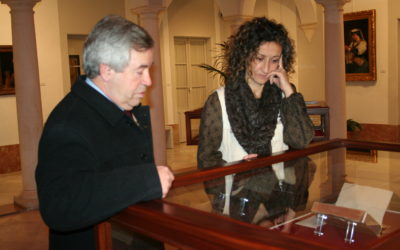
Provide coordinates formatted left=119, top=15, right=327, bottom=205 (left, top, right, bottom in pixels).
left=203, top=157, right=316, bottom=232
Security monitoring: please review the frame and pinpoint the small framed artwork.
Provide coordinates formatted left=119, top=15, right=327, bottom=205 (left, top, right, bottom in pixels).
left=344, top=9, right=376, bottom=81
left=0, top=45, right=15, bottom=95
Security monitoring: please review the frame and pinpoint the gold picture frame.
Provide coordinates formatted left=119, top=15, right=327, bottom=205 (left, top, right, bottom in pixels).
left=344, top=9, right=376, bottom=81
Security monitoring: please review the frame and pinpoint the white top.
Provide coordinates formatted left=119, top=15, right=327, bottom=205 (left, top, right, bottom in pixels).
left=216, top=86, right=288, bottom=160
left=217, top=87, right=248, bottom=163
left=216, top=86, right=290, bottom=215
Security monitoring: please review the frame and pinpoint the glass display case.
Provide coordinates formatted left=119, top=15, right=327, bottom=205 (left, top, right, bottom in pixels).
left=97, top=139, right=400, bottom=249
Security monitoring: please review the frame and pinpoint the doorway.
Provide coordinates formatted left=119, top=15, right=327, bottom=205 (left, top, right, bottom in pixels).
left=174, top=37, right=209, bottom=142
left=67, top=34, right=86, bottom=86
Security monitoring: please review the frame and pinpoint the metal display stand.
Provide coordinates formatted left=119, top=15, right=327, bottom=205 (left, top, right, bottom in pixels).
left=311, top=202, right=382, bottom=244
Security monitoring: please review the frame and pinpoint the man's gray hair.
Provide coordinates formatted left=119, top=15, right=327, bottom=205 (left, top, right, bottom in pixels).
left=83, top=15, right=154, bottom=79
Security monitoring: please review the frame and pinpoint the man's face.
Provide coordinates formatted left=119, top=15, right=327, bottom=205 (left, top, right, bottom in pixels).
left=106, top=48, right=153, bottom=110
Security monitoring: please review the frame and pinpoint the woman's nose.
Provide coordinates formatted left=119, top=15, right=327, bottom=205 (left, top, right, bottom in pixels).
left=262, top=61, right=271, bottom=73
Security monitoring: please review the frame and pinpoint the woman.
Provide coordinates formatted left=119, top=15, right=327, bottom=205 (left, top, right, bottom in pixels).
left=345, top=28, right=367, bottom=64
left=197, top=17, right=314, bottom=169
left=345, top=28, right=368, bottom=73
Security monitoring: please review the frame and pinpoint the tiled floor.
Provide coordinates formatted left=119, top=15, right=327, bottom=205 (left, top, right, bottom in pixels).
left=0, top=209, right=48, bottom=250
left=0, top=172, right=22, bottom=207
left=0, top=143, right=198, bottom=250
left=167, top=143, right=198, bottom=173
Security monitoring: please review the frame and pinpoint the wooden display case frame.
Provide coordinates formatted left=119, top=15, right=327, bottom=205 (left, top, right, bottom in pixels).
left=97, top=139, right=400, bottom=249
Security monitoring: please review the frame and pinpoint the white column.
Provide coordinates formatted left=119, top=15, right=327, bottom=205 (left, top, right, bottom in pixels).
left=315, top=0, right=350, bottom=139
left=132, top=4, right=167, bottom=165
left=1, top=0, right=43, bottom=209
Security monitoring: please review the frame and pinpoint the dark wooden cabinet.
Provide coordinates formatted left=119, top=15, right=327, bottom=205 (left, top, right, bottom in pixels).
left=306, top=102, right=330, bottom=142
left=184, top=102, right=329, bottom=145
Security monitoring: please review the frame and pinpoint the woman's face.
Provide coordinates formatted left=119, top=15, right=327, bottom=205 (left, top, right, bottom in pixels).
left=351, top=33, right=360, bottom=41
left=246, top=41, right=282, bottom=86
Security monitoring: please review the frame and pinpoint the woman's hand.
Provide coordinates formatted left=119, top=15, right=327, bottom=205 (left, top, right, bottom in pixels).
left=267, top=57, right=294, bottom=97
left=243, top=154, right=258, bottom=161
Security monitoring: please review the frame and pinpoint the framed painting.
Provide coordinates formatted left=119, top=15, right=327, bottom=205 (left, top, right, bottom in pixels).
left=0, top=45, right=15, bottom=95
left=344, top=9, right=376, bottom=81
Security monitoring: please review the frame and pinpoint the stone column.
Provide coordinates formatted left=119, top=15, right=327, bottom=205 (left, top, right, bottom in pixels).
left=132, top=4, right=167, bottom=165
left=315, top=0, right=349, bottom=204
left=1, top=0, right=43, bottom=209
left=315, top=0, right=350, bottom=139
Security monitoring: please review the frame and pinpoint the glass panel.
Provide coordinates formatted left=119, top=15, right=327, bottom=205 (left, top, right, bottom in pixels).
left=165, top=148, right=400, bottom=248
left=166, top=155, right=316, bottom=223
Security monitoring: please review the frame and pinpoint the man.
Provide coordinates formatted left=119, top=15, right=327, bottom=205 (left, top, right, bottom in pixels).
left=35, top=15, right=174, bottom=250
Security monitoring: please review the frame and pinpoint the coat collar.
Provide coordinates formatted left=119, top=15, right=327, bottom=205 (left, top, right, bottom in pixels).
left=71, top=76, right=126, bottom=127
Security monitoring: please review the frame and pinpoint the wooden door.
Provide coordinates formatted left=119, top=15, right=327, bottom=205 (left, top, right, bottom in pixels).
left=174, top=37, right=208, bottom=142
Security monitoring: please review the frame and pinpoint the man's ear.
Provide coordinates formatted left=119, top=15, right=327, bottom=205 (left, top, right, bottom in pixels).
left=99, top=63, right=114, bottom=81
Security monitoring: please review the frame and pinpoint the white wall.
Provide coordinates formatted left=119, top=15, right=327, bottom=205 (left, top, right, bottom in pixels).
left=57, top=0, right=126, bottom=95
left=344, top=0, right=392, bottom=124
left=0, top=4, right=17, bottom=145
left=297, top=4, right=325, bottom=102
left=35, top=0, right=64, bottom=123
left=0, top=0, right=64, bottom=146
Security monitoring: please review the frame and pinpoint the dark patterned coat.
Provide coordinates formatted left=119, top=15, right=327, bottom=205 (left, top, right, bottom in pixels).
left=197, top=85, right=314, bottom=169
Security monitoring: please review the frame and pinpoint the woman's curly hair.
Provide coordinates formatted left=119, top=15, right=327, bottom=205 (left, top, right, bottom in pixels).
left=223, top=17, right=295, bottom=85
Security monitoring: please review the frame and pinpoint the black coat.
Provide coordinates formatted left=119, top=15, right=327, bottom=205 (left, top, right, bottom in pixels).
left=35, top=77, right=162, bottom=250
